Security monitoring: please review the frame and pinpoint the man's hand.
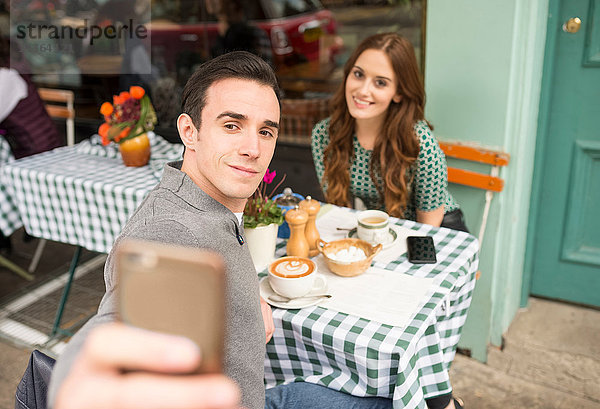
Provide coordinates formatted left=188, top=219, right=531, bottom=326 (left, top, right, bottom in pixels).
left=260, top=297, right=274, bottom=343
left=55, top=322, right=240, bottom=409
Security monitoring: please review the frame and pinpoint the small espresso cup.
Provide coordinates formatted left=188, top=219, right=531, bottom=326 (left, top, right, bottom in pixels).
left=357, top=210, right=389, bottom=244
left=268, top=256, right=324, bottom=299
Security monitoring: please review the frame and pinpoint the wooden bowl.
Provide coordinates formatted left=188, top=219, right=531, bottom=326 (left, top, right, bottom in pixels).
left=316, top=238, right=382, bottom=277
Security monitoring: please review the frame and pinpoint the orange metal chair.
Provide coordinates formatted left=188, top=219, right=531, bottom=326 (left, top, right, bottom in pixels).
left=439, top=141, right=510, bottom=246
left=38, top=88, right=75, bottom=147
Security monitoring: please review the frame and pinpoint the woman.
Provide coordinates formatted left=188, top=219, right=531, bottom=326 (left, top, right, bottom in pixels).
left=312, top=32, right=465, bottom=409
left=311, top=33, right=468, bottom=233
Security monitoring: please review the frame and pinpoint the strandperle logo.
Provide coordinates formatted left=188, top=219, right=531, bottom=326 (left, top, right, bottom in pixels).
left=15, top=19, right=148, bottom=45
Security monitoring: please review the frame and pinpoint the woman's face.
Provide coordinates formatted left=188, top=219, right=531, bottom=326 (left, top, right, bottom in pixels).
left=345, top=48, right=401, bottom=123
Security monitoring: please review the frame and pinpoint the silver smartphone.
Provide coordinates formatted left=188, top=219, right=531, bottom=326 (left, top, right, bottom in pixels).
left=115, top=238, right=226, bottom=374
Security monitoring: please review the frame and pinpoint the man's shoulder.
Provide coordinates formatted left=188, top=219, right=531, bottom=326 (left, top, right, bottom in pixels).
left=126, top=204, right=233, bottom=246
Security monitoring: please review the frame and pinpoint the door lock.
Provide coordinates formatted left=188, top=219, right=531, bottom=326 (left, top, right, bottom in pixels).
left=562, top=17, right=582, bottom=33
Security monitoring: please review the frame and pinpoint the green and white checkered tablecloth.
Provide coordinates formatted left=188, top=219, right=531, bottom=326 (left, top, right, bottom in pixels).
left=261, top=208, right=479, bottom=408
left=0, top=135, right=22, bottom=236
left=0, top=133, right=183, bottom=253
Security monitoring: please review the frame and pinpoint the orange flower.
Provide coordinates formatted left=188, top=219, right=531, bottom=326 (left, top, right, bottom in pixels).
left=113, top=94, right=124, bottom=105
left=115, top=126, right=131, bottom=142
left=98, top=122, right=110, bottom=138
left=129, top=86, right=145, bottom=99
left=100, top=102, right=113, bottom=116
left=119, top=91, right=131, bottom=101
left=100, top=133, right=110, bottom=146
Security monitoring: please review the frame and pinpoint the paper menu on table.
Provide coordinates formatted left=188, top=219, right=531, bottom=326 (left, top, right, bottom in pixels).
left=315, top=205, right=356, bottom=242
left=316, top=259, right=434, bottom=329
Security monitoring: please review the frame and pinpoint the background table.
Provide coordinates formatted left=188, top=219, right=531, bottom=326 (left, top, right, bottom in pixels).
left=262, top=210, right=479, bottom=409
left=0, top=133, right=182, bottom=334
left=0, top=133, right=182, bottom=253
left=0, top=135, right=22, bottom=237
left=0, top=136, right=34, bottom=279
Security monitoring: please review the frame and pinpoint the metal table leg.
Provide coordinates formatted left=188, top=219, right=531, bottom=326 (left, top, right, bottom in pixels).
left=51, top=246, right=82, bottom=337
left=28, top=238, right=47, bottom=273
left=0, top=254, right=34, bottom=281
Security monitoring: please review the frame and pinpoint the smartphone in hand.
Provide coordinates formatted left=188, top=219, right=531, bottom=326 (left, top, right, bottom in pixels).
left=406, top=236, right=437, bottom=264
left=116, top=239, right=226, bottom=373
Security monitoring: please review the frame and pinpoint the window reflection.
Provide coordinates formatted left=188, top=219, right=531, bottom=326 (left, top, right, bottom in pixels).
left=2, top=0, right=424, bottom=131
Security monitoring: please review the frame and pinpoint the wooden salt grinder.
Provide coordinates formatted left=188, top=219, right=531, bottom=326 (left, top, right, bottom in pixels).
left=285, top=206, right=309, bottom=258
left=299, top=196, right=320, bottom=257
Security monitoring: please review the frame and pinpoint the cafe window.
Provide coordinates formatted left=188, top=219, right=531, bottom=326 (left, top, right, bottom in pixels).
left=3, top=0, right=425, bottom=133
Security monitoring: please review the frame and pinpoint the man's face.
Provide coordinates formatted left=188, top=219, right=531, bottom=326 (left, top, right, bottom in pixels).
left=182, top=78, right=280, bottom=212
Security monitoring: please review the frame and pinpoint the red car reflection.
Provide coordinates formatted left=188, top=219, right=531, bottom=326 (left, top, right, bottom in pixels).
left=149, top=0, right=341, bottom=83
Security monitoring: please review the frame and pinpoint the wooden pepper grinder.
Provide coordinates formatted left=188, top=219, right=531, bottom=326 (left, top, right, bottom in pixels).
left=285, top=206, right=309, bottom=258
left=299, top=196, right=320, bottom=257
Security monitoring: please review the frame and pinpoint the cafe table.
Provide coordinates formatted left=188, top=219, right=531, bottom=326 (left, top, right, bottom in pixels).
left=0, top=136, right=35, bottom=280
left=261, top=206, right=479, bottom=409
left=0, top=133, right=183, bottom=334
left=0, top=135, right=22, bottom=238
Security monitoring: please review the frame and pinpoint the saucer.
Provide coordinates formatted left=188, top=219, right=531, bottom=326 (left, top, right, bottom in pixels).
left=260, top=276, right=328, bottom=309
left=347, top=227, right=398, bottom=249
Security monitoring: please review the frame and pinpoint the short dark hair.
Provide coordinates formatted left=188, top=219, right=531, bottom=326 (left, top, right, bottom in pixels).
left=181, top=51, right=281, bottom=128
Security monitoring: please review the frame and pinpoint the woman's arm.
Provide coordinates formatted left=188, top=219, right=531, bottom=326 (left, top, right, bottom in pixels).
left=310, top=118, right=331, bottom=193
left=416, top=205, right=445, bottom=227
left=412, top=122, right=448, bottom=225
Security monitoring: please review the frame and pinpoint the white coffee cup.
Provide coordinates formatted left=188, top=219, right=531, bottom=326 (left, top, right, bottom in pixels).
left=268, top=256, right=325, bottom=298
left=357, top=210, right=389, bottom=244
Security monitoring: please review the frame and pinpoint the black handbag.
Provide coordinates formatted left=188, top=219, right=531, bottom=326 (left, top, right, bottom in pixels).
left=15, top=350, right=56, bottom=409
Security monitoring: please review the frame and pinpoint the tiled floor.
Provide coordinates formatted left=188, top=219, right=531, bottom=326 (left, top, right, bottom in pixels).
left=0, top=230, right=106, bottom=353
left=1, top=256, right=106, bottom=354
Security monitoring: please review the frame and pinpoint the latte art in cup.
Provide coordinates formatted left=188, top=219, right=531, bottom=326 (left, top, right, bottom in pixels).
left=268, top=256, right=322, bottom=299
left=272, top=258, right=314, bottom=278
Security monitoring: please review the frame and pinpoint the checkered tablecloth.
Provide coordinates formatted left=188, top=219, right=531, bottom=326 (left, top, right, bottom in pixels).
left=262, top=210, right=479, bottom=409
left=0, top=136, right=22, bottom=236
left=0, top=133, right=183, bottom=253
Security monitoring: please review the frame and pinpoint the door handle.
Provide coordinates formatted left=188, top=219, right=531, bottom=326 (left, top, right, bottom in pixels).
left=562, top=17, right=581, bottom=33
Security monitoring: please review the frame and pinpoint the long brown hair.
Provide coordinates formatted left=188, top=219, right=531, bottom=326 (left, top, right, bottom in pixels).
left=323, top=33, right=430, bottom=217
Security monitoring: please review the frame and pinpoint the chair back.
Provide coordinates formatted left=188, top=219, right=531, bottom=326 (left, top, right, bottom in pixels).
left=439, top=142, right=509, bottom=192
left=279, top=98, right=330, bottom=145
left=37, top=88, right=75, bottom=146
left=439, top=141, right=510, bottom=247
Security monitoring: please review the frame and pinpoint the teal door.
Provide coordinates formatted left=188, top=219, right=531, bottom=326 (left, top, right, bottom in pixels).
left=530, top=0, right=600, bottom=307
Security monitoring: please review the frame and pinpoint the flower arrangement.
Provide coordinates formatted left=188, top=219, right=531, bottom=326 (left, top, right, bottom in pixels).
left=243, top=169, right=286, bottom=229
left=98, top=86, right=157, bottom=146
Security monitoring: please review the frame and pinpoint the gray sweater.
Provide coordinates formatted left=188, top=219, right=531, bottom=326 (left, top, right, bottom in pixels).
left=48, top=161, right=266, bottom=409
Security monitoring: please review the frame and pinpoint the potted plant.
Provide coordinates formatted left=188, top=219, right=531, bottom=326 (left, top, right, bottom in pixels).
left=243, top=168, right=286, bottom=271
left=98, top=86, right=157, bottom=167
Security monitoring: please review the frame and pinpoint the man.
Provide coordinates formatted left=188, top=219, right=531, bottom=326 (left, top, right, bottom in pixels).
left=49, top=51, right=278, bottom=409
left=49, top=51, right=392, bottom=409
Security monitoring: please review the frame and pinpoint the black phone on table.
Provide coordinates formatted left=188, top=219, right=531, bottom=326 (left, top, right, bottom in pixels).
left=406, top=236, right=437, bottom=264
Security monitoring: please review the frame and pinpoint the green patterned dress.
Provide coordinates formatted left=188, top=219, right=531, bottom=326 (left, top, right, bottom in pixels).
left=311, top=118, right=459, bottom=221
